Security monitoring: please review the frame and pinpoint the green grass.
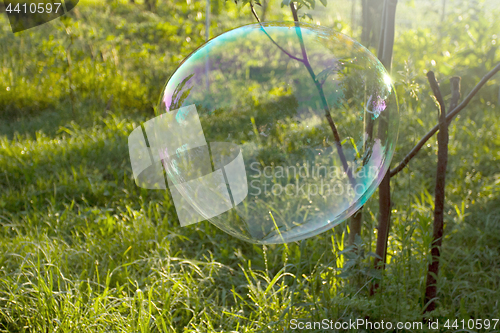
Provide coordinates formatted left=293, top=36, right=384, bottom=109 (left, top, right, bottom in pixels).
left=1, top=0, right=500, bottom=332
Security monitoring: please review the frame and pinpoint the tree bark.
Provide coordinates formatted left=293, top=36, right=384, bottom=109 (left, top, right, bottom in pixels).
left=361, top=0, right=384, bottom=48
left=371, top=0, right=397, bottom=294
left=348, top=209, right=363, bottom=245
left=348, top=0, right=385, bottom=246
left=261, top=0, right=269, bottom=21
left=424, top=75, right=460, bottom=314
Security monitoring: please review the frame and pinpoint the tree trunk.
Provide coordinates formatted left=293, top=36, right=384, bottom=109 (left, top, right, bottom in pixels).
left=348, top=209, right=363, bottom=245
left=370, top=0, right=397, bottom=294
left=424, top=75, right=460, bottom=314
left=361, top=0, right=384, bottom=48
left=348, top=0, right=383, bottom=246
left=144, top=0, right=157, bottom=12
left=261, top=0, right=269, bottom=21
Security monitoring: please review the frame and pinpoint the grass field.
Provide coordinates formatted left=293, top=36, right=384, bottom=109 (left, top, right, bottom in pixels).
left=1, top=0, right=499, bottom=331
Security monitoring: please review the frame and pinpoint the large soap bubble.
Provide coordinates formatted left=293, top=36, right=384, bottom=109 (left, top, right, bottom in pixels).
left=152, top=22, right=398, bottom=244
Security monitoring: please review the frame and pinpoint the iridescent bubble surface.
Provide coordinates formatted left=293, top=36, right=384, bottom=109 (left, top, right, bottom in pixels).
left=158, top=22, right=399, bottom=244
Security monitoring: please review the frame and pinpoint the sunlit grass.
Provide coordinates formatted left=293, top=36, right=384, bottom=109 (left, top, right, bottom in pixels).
left=1, top=1, right=500, bottom=332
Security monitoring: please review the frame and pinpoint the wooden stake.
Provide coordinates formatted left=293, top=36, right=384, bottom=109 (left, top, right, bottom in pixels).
left=423, top=74, right=461, bottom=314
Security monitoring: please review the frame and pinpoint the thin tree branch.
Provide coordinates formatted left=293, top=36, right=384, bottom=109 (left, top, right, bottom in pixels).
left=295, top=1, right=365, bottom=247
left=390, top=62, right=500, bottom=177
left=249, top=0, right=357, bottom=189
left=427, top=71, right=446, bottom=117
left=250, top=1, right=261, bottom=23
left=290, top=2, right=308, bottom=64
left=445, top=64, right=499, bottom=122
left=250, top=2, right=304, bottom=62
left=289, top=1, right=357, bottom=188
left=290, top=1, right=300, bottom=22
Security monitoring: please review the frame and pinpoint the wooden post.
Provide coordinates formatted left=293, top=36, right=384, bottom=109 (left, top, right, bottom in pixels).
left=424, top=75, right=460, bottom=313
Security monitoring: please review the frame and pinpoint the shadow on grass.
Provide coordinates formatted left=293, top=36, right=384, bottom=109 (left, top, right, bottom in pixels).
left=439, top=185, right=500, bottom=318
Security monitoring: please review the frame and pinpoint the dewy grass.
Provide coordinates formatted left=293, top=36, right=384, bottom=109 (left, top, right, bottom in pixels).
left=1, top=1, right=500, bottom=332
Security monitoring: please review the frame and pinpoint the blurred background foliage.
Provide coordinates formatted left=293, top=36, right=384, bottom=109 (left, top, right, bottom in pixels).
left=0, top=0, right=499, bottom=331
